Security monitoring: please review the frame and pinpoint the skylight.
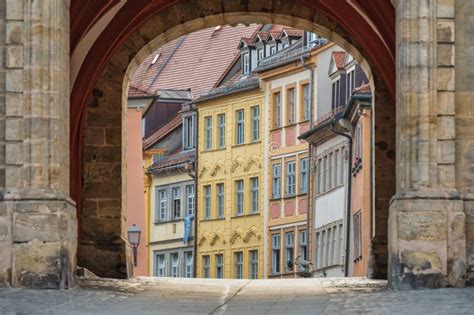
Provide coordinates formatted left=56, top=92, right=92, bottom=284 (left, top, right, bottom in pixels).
left=151, top=53, right=161, bottom=65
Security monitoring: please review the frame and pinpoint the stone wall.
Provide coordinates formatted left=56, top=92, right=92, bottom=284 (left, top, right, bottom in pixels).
left=0, top=0, right=76, bottom=288
left=455, top=0, right=474, bottom=280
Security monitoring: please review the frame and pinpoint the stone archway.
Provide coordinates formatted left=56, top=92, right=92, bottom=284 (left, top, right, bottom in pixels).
left=74, top=0, right=396, bottom=281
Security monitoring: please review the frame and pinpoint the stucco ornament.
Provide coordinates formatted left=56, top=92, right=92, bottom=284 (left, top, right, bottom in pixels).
left=230, top=156, right=245, bottom=173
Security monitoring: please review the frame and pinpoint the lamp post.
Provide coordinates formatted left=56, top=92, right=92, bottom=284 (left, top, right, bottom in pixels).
left=127, top=224, right=141, bottom=267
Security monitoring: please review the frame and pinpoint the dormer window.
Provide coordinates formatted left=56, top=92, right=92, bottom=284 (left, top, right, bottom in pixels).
left=270, top=45, right=276, bottom=55
left=332, top=79, right=341, bottom=109
left=183, top=114, right=196, bottom=150
left=258, top=48, right=264, bottom=62
left=243, top=53, right=250, bottom=75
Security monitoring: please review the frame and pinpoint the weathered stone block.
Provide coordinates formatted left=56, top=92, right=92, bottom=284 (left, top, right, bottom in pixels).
left=6, top=0, right=23, bottom=20
left=105, top=128, right=121, bottom=145
left=398, top=211, right=446, bottom=241
left=5, top=118, right=23, bottom=141
left=13, top=213, right=60, bottom=243
left=437, top=68, right=455, bottom=91
left=5, top=92, right=23, bottom=116
left=438, top=164, right=455, bottom=188
left=437, top=19, right=455, bottom=43
left=437, top=44, right=454, bottom=66
left=6, top=69, right=23, bottom=92
left=6, top=45, right=23, bottom=68
left=437, top=91, right=455, bottom=115
left=437, top=0, right=454, bottom=18
left=6, top=22, right=22, bottom=44
left=401, top=250, right=443, bottom=271
left=438, top=116, right=455, bottom=139
left=437, top=140, right=455, bottom=164
left=84, top=128, right=105, bottom=145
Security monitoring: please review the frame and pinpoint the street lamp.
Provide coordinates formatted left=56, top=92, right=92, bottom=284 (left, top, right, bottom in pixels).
left=127, top=224, right=141, bottom=267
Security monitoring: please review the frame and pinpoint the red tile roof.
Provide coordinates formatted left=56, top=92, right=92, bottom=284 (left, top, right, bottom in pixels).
left=128, top=85, right=152, bottom=98
left=142, top=114, right=182, bottom=150
left=148, top=150, right=195, bottom=172
left=130, top=24, right=260, bottom=98
left=332, top=51, right=347, bottom=70
left=283, top=27, right=304, bottom=37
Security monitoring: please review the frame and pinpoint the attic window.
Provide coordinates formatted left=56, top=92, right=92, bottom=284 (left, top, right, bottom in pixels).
left=151, top=53, right=161, bottom=65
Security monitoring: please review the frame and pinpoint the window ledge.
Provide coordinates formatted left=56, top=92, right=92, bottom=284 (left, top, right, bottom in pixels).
left=200, top=217, right=225, bottom=222
left=270, top=127, right=283, bottom=132
left=202, top=147, right=226, bottom=153
left=154, top=218, right=184, bottom=225
left=284, top=123, right=297, bottom=128
left=283, top=194, right=296, bottom=200
left=299, top=120, right=310, bottom=124
left=270, top=196, right=282, bottom=201
left=232, top=143, right=246, bottom=148
left=231, top=212, right=260, bottom=219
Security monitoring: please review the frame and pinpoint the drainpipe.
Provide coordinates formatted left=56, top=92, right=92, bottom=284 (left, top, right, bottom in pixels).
left=301, top=56, right=314, bottom=262
left=331, top=120, right=353, bottom=277
left=192, top=105, right=199, bottom=278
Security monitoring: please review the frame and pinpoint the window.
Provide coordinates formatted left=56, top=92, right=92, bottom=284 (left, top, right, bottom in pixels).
left=332, top=79, right=341, bottom=109
left=243, top=53, right=250, bottom=75
left=285, top=232, right=294, bottom=272
left=156, top=254, right=165, bottom=277
left=302, top=84, right=310, bottom=121
left=271, top=234, right=281, bottom=274
left=354, top=124, right=362, bottom=164
left=172, top=187, right=181, bottom=219
left=285, top=161, right=296, bottom=196
left=141, top=117, right=146, bottom=138
left=216, top=254, right=224, bottom=279
left=273, top=92, right=281, bottom=128
left=185, top=251, right=193, bottom=278
left=300, top=158, right=308, bottom=193
left=287, top=88, right=295, bottom=125
left=316, top=159, right=322, bottom=195
left=250, top=177, right=259, bottom=213
left=353, top=211, right=362, bottom=260
left=315, top=221, right=344, bottom=270
left=183, top=115, right=195, bottom=150
left=234, top=252, right=243, bottom=279
left=251, top=106, right=260, bottom=141
left=328, top=152, right=333, bottom=189
left=258, top=48, right=264, bottom=61
left=270, top=45, right=277, bottom=55
left=203, top=255, right=210, bottom=278
left=186, top=185, right=195, bottom=215
left=249, top=250, right=258, bottom=279
left=235, top=180, right=244, bottom=216
left=217, top=183, right=225, bottom=218
left=171, top=252, right=179, bottom=277
left=204, top=185, right=211, bottom=219
left=340, top=148, right=345, bottom=184
left=204, top=116, right=212, bottom=150
left=158, top=190, right=167, bottom=221
left=299, top=230, right=308, bottom=267
left=335, top=149, right=340, bottom=186
left=236, top=110, right=245, bottom=144
left=323, top=156, right=328, bottom=192
left=272, top=164, right=281, bottom=198
left=217, top=114, right=225, bottom=148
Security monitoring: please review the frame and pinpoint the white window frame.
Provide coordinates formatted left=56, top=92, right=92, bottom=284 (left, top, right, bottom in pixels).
left=271, top=234, right=281, bottom=274
left=249, top=250, right=258, bottom=279
left=285, top=232, right=294, bottom=272
left=156, top=254, right=166, bottom=277
left=158, top=190, right=168, bottom=221
left=183, top=115, right=195, bottom=150
left=235, top=180, right=244, bottom=216
left=216, top=254, right=224, bottom=279
left=171, top=252, right=179, bottom=277
left=300, top=158, right=308, bottom=193
left=236, top=109, right=245, bottom=145
left=186, top=185, right=195, bottom=216
left=203, top=255, right=210, bottom=278
left=274, top=92, right=281, bottom=128
left=204, top=185, right=211, bottom=219
left=243, top=52, right=250, bottom=75
left=234, top=251, right=243, bottom=279
left=303, top=84, right=310, bottom=120
left=217, top=113, right=225, bottom=148
left=251, top=106, right=260, bottom=142
left=250, top=177, right=259, bottom=213
left=272, top=164, right=281, bottom=198
left=288, top=88, right=295, bottom=125
left=285, top=161, right=296, bottom=196
left=172, top=187, right=181, bottom=219
left=185, top=251, right=193, bottom=278
left=204, top=116, right=212, bottom=150
left=217, top=183, right=225, bottom=218
left=299, top=230, right=308, bottom=263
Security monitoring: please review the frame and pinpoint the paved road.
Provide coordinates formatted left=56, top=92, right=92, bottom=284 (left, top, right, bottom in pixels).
left=1, top=277, right=473, bottom=314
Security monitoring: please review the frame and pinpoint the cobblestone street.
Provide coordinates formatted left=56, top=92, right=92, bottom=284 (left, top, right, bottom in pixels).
left=1, top=277, right=473, bottom=314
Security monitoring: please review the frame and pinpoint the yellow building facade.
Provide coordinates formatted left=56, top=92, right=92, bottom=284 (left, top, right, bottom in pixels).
left=195, top=84, right=265, bottom=279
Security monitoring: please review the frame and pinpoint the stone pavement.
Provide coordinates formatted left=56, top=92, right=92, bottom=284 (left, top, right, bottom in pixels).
left=0, top=277, right=473, bottom=314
